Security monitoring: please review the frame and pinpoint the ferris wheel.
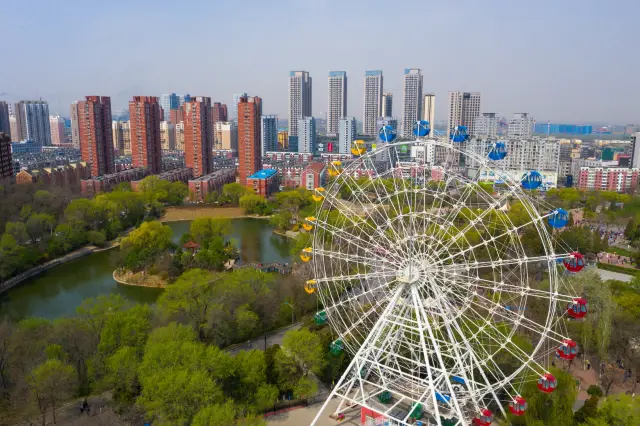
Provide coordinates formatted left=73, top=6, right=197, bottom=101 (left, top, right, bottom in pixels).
left=303, top=128, right=587, bottom=426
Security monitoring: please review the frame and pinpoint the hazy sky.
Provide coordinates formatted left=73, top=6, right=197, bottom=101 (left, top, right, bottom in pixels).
left=2, top=0, right=638, bottom=124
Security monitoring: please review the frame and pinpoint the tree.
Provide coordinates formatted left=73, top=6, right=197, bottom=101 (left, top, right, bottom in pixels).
left=119, top=220, right=173, bottom=272
left=192, top=401, right=237, bottom=426
left=223, top=183, right=252, bottom=206
left=158, top=269, right=222, bottom=341
left=280, top=328, right=326, bottom=377
left=27, top=359, right=77, bottom=425
left=76, top=294, right=127, bottom=345
left=105, top=346, right=141, bottom=404
left=86, top=230, right=106, bottom=246
left=190, top=218, right=231, bottom=247
left=593, top=393, right=640, bottom=425
left=517, top=367, right=577, bottom=426
left=98, top=304, right=152, bottom=359
left=51, top=318, right=95, bottom=395
left=0, top=234, right=31, bottom=279
left=240, top=194, right=268, bottom=215
left=48, top=223, right=86, bottom=256
left=26, top=213, right=55, bottom=246
left=5, top=221, right=29, bottom=244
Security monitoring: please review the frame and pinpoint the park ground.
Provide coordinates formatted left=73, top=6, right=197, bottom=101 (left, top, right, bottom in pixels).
left=161, top=206, right=269, bottom=222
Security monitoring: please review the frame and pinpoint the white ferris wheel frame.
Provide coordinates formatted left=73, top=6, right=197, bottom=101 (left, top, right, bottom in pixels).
left=308, top=138, right=581, bottom=426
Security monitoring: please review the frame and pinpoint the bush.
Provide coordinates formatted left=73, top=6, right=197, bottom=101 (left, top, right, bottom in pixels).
left=596, top=262, right=640, bottom=276
left=587, top=384, right=603, bottom=398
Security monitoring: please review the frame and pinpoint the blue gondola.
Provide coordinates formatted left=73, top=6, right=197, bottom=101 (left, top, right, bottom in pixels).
left=435, top=392, right=451, bottom=405
left=521, top=171, right=543, bottom=190
left=379, top=125, right=397, bottom=142
left=413, top=120, right=431, bottom=137
left=450, top=126, right=469, bottom=143
left=548, top=208, right=569, bottom=228
left=488, top=142, right=507, bottom=160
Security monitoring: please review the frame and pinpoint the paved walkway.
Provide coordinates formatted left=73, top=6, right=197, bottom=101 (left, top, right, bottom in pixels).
left=595, top=267, right=634, bottom=282
left=267, top=397, right=360, bottom=426
left=227, top=323, right=301, bottom=355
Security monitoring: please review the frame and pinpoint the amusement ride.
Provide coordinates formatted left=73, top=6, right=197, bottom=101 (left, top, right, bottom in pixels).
left=298, top=121, right=587, bottom=426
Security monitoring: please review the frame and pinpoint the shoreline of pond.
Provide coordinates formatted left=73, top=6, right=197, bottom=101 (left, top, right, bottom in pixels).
left=161, top=206, right=271, bottom=222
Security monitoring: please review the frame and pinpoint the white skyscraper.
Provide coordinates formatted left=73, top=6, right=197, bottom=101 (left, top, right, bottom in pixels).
left=447, top=92, right=481, bottom=134
left=363, top=71, right=383, bottom=136
left=288, top=71, right=312, bottom=137
left=232, top=93, right=248, bottom=120
left=327, top=71, right=347, bottom=136
left=70, top=102, right=80, bottom=147
left=338, top=117, right=356, bottom=154
left=14, top=101, right=52, bottom=145
left=401, top=69, right=423, bottom=137
left=422, top=93, right=435, bottom=129
left=382, top=92, right=393, bottom=119
left=473, top=113, right=500, bottom=138
left=298, top=117, right=316, bottom=153
left=261, top=115, right=278, bottom=155
left=508, top=113, right=535, bottom=138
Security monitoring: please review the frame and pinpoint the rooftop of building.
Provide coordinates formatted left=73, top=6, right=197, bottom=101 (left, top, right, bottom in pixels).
left=85, top=168, right=147, bottom=181
left=305, top=162, right=326, bottom=173
left=156, top=167, right=192, bottom=179
left=189, top=168, right=236, bottom=182
left=248, top=169, right=277, bottom=180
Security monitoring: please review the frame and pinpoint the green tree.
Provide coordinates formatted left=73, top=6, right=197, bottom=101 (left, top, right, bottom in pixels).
left=240, top=194, right=268, bottom=215
left=0, top=234, right=31, bottom=279
left=593, top=393, right=640, bottom=425
left=26, top=213, right=55, bottom=246
left=280, top=328, right=326, bottom=377
left=48, top=223, right=86, bottom=256
left=86, top=230, right=106, bottom=246
left=98, top=304, right=152, bottom=359
left=190, top=218, right=231, bottom=247
left=517, top=367, right=577, bottom=426
left=192, top=401, right=237, bottom=426
left=105, top=346, right=141, bottom=404
left=223, top=183, right=251, bottom=206
left=27, top=359, right=77, bottom=426
left=5, top=221, right=29, bottom=244
left=119, top=220, right=173, bottom=272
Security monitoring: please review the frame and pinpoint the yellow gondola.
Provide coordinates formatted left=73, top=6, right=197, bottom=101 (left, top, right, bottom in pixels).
left=312, top=187, right=325, bottom=202
left=304, top=279, right=317, bottom=294
left=302, top=216, right=316, bottom=231
left=327, top=161, right=343, bottom=177
left=351, top=140, right=366, bottom=156
left=300, top=247, right=313, bottom=262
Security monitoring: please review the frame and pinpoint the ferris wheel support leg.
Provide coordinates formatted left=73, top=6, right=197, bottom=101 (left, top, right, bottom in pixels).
left=310, top=283, right=407, bottom=426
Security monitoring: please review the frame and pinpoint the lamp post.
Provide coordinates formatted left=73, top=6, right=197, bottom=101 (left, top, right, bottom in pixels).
left=284, top=301, right=294, bottom=325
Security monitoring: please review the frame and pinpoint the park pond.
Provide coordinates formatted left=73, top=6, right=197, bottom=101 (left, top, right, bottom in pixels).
left=0, top=218, right=293, bottom=321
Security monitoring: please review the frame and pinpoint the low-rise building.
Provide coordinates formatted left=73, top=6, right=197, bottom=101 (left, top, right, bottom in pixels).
left=81, top=168, right=149, bottom=195
left=246, top=168, right=278, bottom=197
left=301, top=162, right=326, bottom=190
left=188, top=168, right=236, bottom=202
left=12, top=139, right=42, bottom=154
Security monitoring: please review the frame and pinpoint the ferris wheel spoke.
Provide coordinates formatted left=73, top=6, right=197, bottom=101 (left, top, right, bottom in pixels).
left=311, top=247, right=397, bottom=269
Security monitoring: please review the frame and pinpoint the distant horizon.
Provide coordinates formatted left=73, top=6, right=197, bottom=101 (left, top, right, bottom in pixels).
left=2, top=0, right=638, bottom=124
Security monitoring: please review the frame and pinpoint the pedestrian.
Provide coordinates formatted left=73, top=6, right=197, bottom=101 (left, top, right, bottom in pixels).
left=586, top=360, right=591, bottom=370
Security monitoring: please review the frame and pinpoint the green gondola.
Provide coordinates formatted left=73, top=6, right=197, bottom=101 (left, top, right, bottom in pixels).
left=409, top=403, right=423, bottom=420
left=314, top=311, right=328, bottom=325
left=330, top=339, right=344, bottom=356
left=377, top=391, right=392, bottom=404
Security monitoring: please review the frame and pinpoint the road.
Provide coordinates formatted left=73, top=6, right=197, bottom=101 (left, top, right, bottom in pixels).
left=595, top=267, right=633, bottom=282
left=227, top=323, right=301, bottom=355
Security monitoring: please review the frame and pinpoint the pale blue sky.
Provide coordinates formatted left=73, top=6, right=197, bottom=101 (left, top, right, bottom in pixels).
left=2, top=0, right=638, bottom=123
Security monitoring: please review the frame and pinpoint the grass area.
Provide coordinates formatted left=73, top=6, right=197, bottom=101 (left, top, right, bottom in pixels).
left=607, top=246, right=638, bottom=258
left=596, top=262, right=640, bottom=277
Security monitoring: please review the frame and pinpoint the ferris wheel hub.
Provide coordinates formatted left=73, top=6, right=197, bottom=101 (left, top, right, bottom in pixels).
left=397, top=261, right=423, bottom=284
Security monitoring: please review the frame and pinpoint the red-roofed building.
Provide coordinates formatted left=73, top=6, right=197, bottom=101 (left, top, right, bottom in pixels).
left=301, top=162, right=326, bottom=190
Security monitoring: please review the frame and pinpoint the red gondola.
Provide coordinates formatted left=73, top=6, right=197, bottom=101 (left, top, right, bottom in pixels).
left=557, top=339, right=578, bottom=360
left=563, top=252, right=585, bottom=272
left=509, top=396, right=527, bottom=416
left=537, top=373, right=557, bottom=393
left=472, top=408, right=493, bottom=426
left=567, top=297, right=588, bottom=319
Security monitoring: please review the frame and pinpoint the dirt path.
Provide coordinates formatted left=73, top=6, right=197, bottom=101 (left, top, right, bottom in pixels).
left=162, top=206, right=272, bottom=222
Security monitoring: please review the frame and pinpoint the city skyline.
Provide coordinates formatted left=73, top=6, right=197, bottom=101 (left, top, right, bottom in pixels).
left=1, top=1, right=637, bottom=124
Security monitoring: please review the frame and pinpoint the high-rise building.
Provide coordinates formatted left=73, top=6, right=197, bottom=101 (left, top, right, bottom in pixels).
left=233, top=93, right=248, bottom=120
left=212, top=102, right=228, bottom=130
left=160, top=121, right=176, bottom=150
left=0, top=102, right=10, bottom=139
left=508, top=113, right=535, bottom=138
left=122, top=121, right=131, bottom=155
left=175, top=122, right=185, bottom=151
left=78, top=96, right=115, bottom=177
left=363, top=71, right=383, bottom=136
left=473, top=113, right=499, bottom=138
left=9, top=116, right=18, bottom=142
left=178, top=94, right=191, bottom=106
left=159, top=93, right=180, bottom=121
left=112, top=121, right=125, bottom=154
left=49, top=116, right=65, bottom=145
left=129, top=96, right=162, bottom=174
left=327, top=71, right=347, bottom=136
left=214, top=121, right=237, bottom=151
left=70, top=102, right=81, bottom=147
left=184, top=97, right=213, bottom=178
left=376, top=117, right=399, bottom=135
left=422, top=93, right=435, bottom=129
left=298, top=117, right=316, bottom=153
left=447, top=92, right=481, bottom=134
left=338, top=117, right=356, bottom=155
left=261, top=115, right=278, bottom=155
left=382, top=92, right=393, bottom=119
left=169, top=108, right=184, bottom=124
left=401, top=69, right=423, bottom=137
left=237, top=96, right=262, bottom=186
left=288, top=71, right=312, bottom=137
left=14, top=101, right=52, bottom=145
left=278, top=131, right=289, bottom=151
left=0, top=132, right=12, bottom=179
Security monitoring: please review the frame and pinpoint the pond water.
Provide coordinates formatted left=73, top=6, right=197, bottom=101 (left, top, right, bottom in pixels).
left=0, top=218, right=292, bottom=321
